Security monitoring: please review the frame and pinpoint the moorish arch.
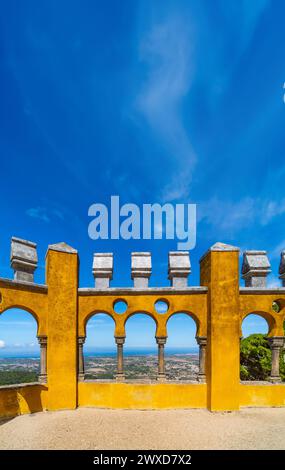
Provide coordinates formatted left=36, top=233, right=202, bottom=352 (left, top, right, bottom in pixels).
left=165, top=312, right=200, bottom=381
left=0, top=307, right=47, bottom=384
left=82, top=312, right=116, bottom=380
left=240, top=311, right=283, bottom=383
left=124, top=312, right=157, bottom=380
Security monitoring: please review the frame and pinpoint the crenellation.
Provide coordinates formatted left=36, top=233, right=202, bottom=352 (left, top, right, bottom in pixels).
left=131, top=252, right=152, bottom=288
left=92, top=253, right=113, bottom=288
left=168, top=251, right=191, bottom=287
left=279, top=251, right=285, bottom=287
left=241, top=250, right=271, bottom=288
left=10, top=237, right=38, bottom=283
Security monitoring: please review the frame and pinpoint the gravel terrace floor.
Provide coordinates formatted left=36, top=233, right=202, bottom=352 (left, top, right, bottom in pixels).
left=0, top=407, right=285, bottom=450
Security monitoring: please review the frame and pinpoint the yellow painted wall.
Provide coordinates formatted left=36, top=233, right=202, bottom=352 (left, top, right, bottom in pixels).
left=78, top=292, right=207, bottom=338
left=0, top=280, right=48, bottom=336
left=240, top=384, right=285, bottom=407
left=2, top=382, right=285, bottom=417
left=78, top=382, right=207, bottom=409
left=0, top=384, right=48, bottom=418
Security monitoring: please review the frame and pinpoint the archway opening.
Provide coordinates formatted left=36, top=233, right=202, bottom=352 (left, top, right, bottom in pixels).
left=166, top=313, right=199, bottom=381
left=124, top=313, right=157, bottom=381
left=0, top=308, right=40, bottom=385
left=84, top=313, right=116, bottom=380
left=240, top=313, right=273, bottom=382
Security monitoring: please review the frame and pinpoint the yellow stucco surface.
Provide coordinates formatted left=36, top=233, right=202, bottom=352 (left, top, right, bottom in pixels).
left=239, top=294, right=285, bottom=336
left=200, top=247, right=241, bottom=411
left=0, top=384, right=48, bottom=418
left=78, top=291, right=207, bottom=338
left=0, top=241, right=285, bottom=417
left=78, top=382, right=207, bottom=409
left=46, top=247, right=78, bottom=410
left=0, top=280, right=48, bottom=336
left=240, top=383, right=285, bottom=407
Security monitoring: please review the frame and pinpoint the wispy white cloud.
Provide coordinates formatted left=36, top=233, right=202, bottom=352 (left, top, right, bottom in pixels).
left=88, top=314, right=112, bottom=327
left=200, top=196, right=285, bottom=235
left=209, top=0, right=270, bottom=96
left=0, top=340, right=5, bottom=348
left=88, top=319, right=107, bottom=327
left=11, top=342, right=38, bottom=348
left=135, top=13, right=196, bottom=201
left=199, top=197, right=255, bottom=233
left=26, top=206, right=65, bottom=223
left=26, top=206, right=50, bottom=223
left=161, top=168, right=193, bottom=202
left=260, top=199, right=285, bottom=226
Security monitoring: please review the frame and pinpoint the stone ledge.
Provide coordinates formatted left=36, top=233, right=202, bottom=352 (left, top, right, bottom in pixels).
left=82, top=379, right=203, bottom=385
left=0, top=277, right=47, bottom=292
left=240, top=381, right=285, bottom=386
left=0, top=382, right=42, bottom=390
left=78, top=287, right=208, bottom=296
left=239, top=287, right=285, bottom=294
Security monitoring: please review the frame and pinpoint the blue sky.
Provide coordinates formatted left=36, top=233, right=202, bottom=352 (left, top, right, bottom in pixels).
left=0, top=0, right=284, bottom=354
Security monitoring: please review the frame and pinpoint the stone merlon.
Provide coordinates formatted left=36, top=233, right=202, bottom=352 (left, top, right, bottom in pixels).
left=92, top=253, right=113, bottom=288
left=10, top=237, right=38, bottom=283
left=131, top=252, right=152, bottom=288
left=279, top=250, right=285, bottom=286
left=168, top=251, right=191, bottom=288
left=242, top=250, right=271, bottom=288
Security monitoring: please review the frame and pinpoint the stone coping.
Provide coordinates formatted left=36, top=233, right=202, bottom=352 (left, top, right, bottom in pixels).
left=2, top=277, right=285, bottom=296
left=1, top=380, right=284, bottom=392
left=78, top=287, right=208, bottom=296
left=82, top=379, right=203, bottom=385
left=0, top=382, right=42, bottom=390
left=0, top=278, right=47, bottom=292
left=240, top=381, right=285, bottom=386
left=239, top=287, right=285, bottom=294
left=82, top=380, right=285, bottom=386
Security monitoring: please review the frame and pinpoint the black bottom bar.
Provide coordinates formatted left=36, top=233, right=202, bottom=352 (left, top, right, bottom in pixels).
left=0, top=450, right=284, bottom=466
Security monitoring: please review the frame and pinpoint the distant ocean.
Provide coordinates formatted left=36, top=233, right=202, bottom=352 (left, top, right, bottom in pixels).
left=0, top=347, right=198, bottom=359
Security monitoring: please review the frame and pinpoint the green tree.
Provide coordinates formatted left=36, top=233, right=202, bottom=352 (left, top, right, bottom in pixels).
left=0, top=370, right=38, bottom=385
left=240, top=333, right=285, bottom=381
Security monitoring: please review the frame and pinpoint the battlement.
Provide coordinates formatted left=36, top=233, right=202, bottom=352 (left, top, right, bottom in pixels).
left=4, top=237, right=285, bottom=289
left=0, top=236, right=285, bottom=418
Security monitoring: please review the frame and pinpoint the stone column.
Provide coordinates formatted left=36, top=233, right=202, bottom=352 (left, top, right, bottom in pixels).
left=78, top=336, right=86, bottom=381
left=38, top=336, right=47, bottom=384
left=156, top=337, right=167, bottom=381
left=268, top=337, right=284, bottom=383
left=115, top=337, right=125, bottom=381
left=197, top=336, right=207, bottom=383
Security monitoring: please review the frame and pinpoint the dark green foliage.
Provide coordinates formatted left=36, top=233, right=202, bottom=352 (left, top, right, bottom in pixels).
left=0, top=370, right=38, bottom=385
left=240, top=334, right=285, bottom=381
left=272, top=301, right=281, bottom=313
